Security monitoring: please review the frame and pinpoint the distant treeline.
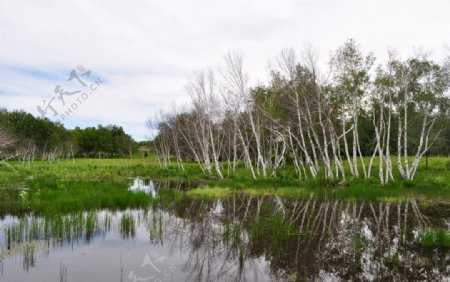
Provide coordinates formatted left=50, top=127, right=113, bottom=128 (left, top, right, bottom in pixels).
left=0, top=108, right=138, bottom=160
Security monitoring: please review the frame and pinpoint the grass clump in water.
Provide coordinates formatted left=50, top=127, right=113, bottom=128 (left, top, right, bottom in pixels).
left=120, top=213, right=136, bottom=239
left=417, top=228, right=450, bottom=248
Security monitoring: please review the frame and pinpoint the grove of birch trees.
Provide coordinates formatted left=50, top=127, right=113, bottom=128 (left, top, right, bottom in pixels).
left=149, top=40, right=450, bottom=184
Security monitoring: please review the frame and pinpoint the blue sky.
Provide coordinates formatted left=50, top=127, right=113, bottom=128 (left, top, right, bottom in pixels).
left=0, top=0, right=449, bottom=141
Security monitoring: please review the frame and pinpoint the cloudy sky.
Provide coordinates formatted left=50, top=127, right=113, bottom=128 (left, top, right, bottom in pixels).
left=0, top=0, right=449, bottom=141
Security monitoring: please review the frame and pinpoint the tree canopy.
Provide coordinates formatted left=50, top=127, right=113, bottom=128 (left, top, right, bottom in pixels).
left=0, top=108, right=137, bottom=160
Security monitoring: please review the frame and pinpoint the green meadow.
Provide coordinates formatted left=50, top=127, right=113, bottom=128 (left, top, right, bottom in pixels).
left=0, top=156, right=449, bottom=216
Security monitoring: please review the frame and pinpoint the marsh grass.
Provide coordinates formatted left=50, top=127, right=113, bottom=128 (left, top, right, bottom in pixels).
left=186, top=186, right=232, bottom=199
left=3, top=212, right=116, bottom=250
left=180, top=156, right=450, bottom=201
left=120, top=213, right=136, bottom=239
left=22, top=243, right=35, bottom=271
left=1, top=179, right=153, bottom=216
left=0, top=156, right=449, bottom=215
left=184, top=178, right=447, bottom=201
left=418, top=228, right=450, bottom=248
left=248, top=212, right=296, bottom=250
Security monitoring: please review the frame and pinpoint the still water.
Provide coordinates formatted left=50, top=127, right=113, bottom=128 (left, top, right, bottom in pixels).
left=0, top=179, right=449, bottom=281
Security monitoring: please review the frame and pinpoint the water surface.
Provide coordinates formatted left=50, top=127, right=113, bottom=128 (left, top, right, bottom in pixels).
left=0, top=179, right=449, bottom=281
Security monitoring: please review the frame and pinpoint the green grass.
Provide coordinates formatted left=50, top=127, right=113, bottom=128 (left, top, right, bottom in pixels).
left=418, top=228, right=450, bottom=248
left=0, top=179, right=153, bottom=216
left=185, top=173, right=450, bottom=201
left=186, top=186, right=233, bottom=199
left=120, top=212, right=136, bottom=239
left=0, top=156, right=449, bottom=215
left=182, top=156, right=450, bottom=201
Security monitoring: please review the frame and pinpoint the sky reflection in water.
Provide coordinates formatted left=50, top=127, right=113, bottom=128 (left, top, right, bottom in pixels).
left=0, top=180, right=449, bottom=281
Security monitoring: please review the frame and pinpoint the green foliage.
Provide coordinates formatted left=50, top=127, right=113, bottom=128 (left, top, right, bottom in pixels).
left=418, top=228, right=450, bottom=248
left=385, top=251, right=401, bottom=265
left=72, top=125, right=136, bottom=157
left=120, top=213, right=136, bottom=239
left=0, top=108, right=70, bottom=149
left=0, top=108, right=137, bottom=159
left=0, top=178, right=153, bottom=216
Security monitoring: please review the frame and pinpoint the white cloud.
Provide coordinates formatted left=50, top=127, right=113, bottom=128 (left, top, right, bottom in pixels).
left=0, top=0, right=449, bottom=140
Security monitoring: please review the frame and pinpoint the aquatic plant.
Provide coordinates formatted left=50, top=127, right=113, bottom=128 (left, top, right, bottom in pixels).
left=418, top=228, right=450, bottom=248
left=120, top=213, right=136, bottom=239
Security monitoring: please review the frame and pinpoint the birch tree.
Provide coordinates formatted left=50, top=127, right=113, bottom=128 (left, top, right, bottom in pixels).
left=186, top=71, right=224, bottom=179
left=329, top=39, right=375, bottom=178
left=220, top=51, right=257, bottom=179
left=395, top=56, right=449, bottom=180
left=369, top=51, right=398, bottom=184
left=274, top=49, right=319, bottom=179
left=147, top=115, right=171, bottom=169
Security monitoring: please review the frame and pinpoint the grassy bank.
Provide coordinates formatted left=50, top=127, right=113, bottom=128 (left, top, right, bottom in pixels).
left=185, top=156, right=450, bottom=201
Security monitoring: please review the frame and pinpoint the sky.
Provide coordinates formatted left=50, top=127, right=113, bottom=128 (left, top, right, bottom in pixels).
left=0, top=0, right=449, bottom=141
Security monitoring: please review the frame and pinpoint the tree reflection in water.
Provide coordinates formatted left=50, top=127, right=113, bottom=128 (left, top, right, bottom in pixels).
left=1, top=194, right=449, bottom=281
left=164, top=195, right=449, bottom=281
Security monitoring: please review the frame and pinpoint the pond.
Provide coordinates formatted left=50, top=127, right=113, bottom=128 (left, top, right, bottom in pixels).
left=0, top=178, right=449, bottom=281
